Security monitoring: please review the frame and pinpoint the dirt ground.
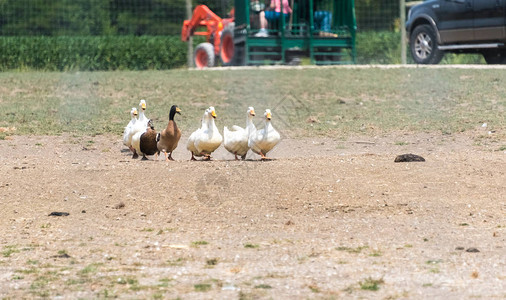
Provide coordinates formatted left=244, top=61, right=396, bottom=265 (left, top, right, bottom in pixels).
left=0, top=131, right=504, bottom=299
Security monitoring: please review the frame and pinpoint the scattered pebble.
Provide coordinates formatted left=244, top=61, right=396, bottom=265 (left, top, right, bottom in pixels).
left=52, top=252, right=71, bottom=259
left=394, top=154, right=425, bottom=162
left=466, top=247, right=480, bottom=253
left=114, top=202, right=125, bottom=209
left=48, top=212, right=69, bottom=217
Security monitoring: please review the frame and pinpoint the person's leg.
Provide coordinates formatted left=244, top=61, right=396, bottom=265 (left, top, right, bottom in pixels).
left=322, top=11, right=332, bottom=32
left=265, top=11, right=281, bottom=31
left=255, top=10, right=269, bottom=36
left=259, top=11, right=268, bottom=29
left=314, top=11, right=323, bottom=31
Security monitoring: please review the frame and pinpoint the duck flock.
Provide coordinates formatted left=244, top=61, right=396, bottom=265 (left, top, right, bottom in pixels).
left=122, top=100, right=281, bottom=161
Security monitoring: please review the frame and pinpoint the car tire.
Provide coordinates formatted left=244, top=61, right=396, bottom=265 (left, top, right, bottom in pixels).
left=194, top=42, right=215, bottom=69
left=483, top=49, right=506, bottom=64
left=410, top=24, right=444, bottom=64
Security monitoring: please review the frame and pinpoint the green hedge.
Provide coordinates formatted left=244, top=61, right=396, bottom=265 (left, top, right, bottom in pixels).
left=0, top=32, right=487, bottom=71
left=0, top=36, right=188, bottom=71
left=356, top=31, right=485, bottom=64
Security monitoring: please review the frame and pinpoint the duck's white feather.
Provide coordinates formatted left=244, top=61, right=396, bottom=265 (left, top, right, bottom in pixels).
left=123, top=107, right=138, bottom=148
left=131, top=130, right=143, bottom=155
left=194, top=107, right=222, bottom=155
left=223, top=107, right=256, bottom=159
left=248, top=109, right=280, bottom=157
left=187, top=109, right=209, bottom=156
left=138, top=99, right=149, bottom=128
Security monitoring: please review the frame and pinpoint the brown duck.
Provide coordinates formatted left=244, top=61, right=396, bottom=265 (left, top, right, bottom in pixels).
left=156, top=105, right=182, bottom=161
left=132, top=119, right=158, bottom=160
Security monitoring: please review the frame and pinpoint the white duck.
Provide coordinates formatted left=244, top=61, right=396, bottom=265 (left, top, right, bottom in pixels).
left=138, top=99, right=149, bottom=127
left=187, top=108, right=209, bottom=160
left=187, top=107, right=223, bottom=160
left=223, top=107, right=256, bottom=160
left=123, top=107, right=138, bottom=152
left=248, top=109, right=281, bottom=160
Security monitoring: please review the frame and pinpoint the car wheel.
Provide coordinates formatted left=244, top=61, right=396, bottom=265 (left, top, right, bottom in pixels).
left=410, top=24, right=444, bottom=64
left=194, top=42, right=215, bottom=69
left=483, top=49, right=506, bottom=64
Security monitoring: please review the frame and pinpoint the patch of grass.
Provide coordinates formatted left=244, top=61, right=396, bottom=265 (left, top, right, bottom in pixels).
left=30, top=271, right=60, bottom=292
left=255, top=284, right=272, bottom=289
left=194, top=283, right=212, bottom=292
left=426, top=259, right=442, bottom=265
left=498, top=146, right=506, bottom=151
left=459, top=223, right=469, bottom=226
left=191, top=240, right=208, bottom=247
left=167, top=258, right=186, bottom=266
left=422, top=283, right=433, bottom=287
left=157, top=278, right=173, bottom=288
left=101, top=289, right=116, bottom=298
left=206, top=258, right=218, bottom=266
left=16, top=268, right=38, bottom=275
left=2, top=245, right=20, bottom=257
left=359, top=277, right=384, bottom=291
left=336, top=245, right=369, bottom=254
left=244, top=243, right=259, bottom=249
left=404, top=244, right=413, bottom=248
left=369, top=250, right=383, bottom=257
left=79, top=263, right=103, bottom=275
left=65, top=278, right=88, bottom=286
left=394, top=141, right=409, bottom=146
left=141, top=228, right=154, bottom=232
left=1, top=69, right=505, bottom=138
left=116, top=277, right=139, bottom=289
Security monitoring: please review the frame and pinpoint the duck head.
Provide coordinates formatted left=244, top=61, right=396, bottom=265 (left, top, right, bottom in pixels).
left=208, top=106, right=217, bottom=119
left=131, top=107, right=138, bottom=118
left=170, top=105, right=182, bottom=119
left=139, top=99, right=147, bottom=111
left=248, top=107, right=256, bottom=117
left=264, top=109, right=272, bottom=121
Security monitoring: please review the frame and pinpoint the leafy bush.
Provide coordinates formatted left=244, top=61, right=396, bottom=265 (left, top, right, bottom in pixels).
left=356, top=30, right=485, bottom=64
left=356, top=31, right=401, bottom=64
left=0, top=36, right=187, bottom=71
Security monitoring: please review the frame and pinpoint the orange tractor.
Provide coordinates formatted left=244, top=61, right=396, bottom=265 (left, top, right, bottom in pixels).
left=182, top=1, right=356, bottom=68
left=181, top=5, right=235, bottom=68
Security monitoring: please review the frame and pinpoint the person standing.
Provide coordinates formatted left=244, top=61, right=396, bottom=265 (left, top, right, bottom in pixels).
left=255, top=0, right=292, bottom=37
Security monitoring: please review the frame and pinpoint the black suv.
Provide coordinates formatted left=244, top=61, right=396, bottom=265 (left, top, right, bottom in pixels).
left=406, top=0, right=506, bottom=64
